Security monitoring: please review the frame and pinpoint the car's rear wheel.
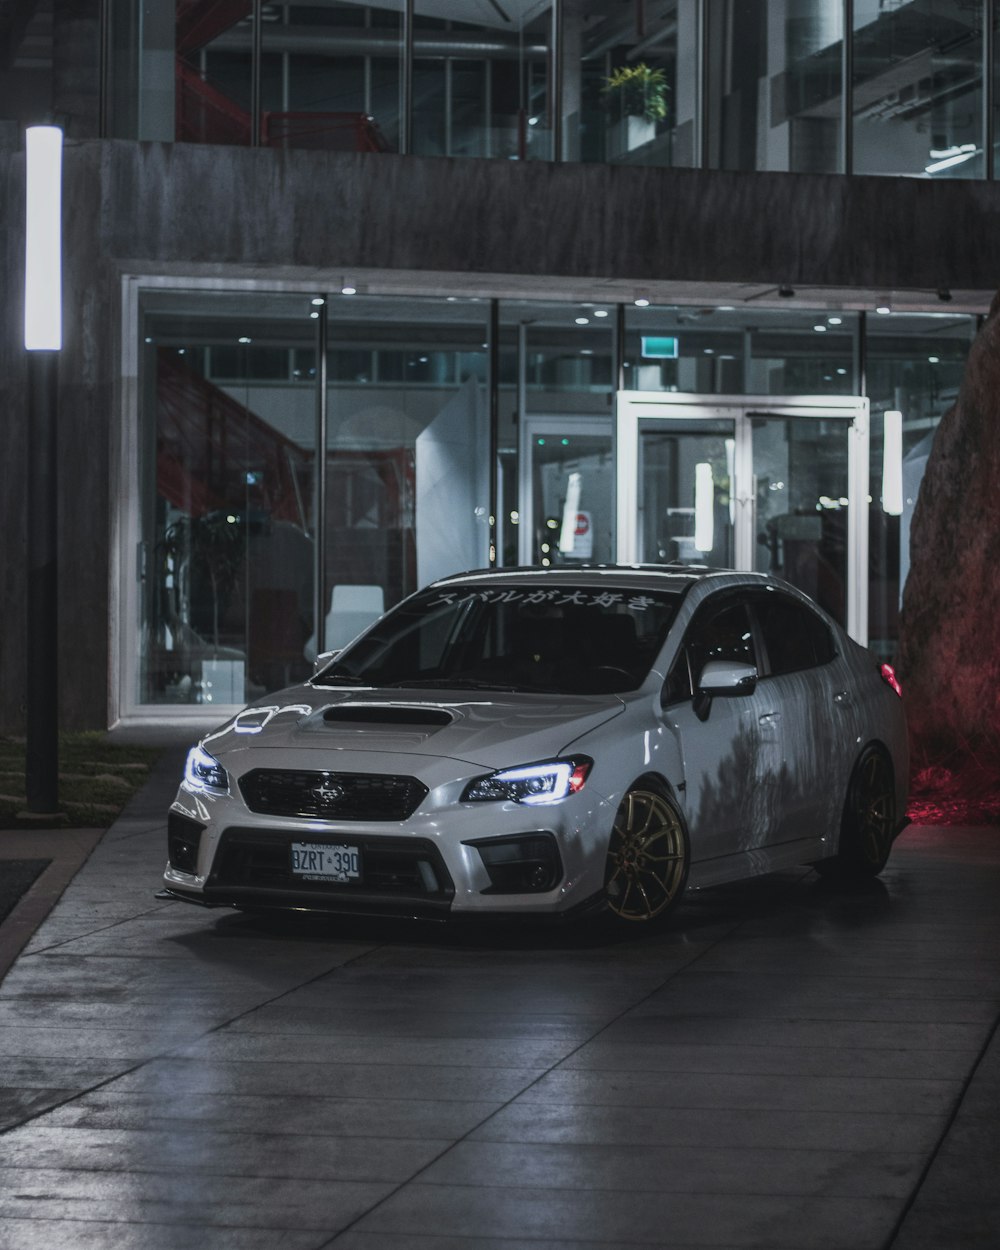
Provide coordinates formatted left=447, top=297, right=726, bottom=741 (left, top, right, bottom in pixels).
left=603, top=784, right=689, bottom=926
left=817, top=746, right=896, bottom=879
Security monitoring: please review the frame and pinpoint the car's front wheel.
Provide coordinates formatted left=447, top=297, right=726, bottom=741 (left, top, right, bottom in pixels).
left=817, top=745, right=896, bottom=879
left=603, top=783, right=689, bottom=927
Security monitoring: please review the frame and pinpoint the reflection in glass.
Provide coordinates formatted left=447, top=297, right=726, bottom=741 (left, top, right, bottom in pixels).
left=638, top=420, right=735, bottom=568
left=527, top=428, right=614, bottom=568
left=624, top=305, right=857, bottom=394
left=705, top=0, right=843, bottom=172
left=412, top=2, right=551, bottom=159
left=853, top=0, right=982, bottom=178
left=261, top=3, right=401, bottom=152
left=865, top=311, right=977, bottom=659
left=323, top=294, right=490, bottom=649
left=751, top=415, right=849, bottom=624
left=570, top=1, right=693, bottom=167
left=139, top=291, right=317, bottom=706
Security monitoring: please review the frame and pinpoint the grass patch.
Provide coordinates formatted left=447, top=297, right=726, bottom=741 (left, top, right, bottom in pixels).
left=0, top=732, right=162, bottom=829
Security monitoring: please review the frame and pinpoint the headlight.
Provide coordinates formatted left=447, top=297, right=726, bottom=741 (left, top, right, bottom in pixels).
left=462, top=757, right=592, bottom=805
left=183, top=745, right=229, bottom=795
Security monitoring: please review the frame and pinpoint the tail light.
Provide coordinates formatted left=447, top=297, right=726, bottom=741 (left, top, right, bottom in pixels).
left=879, top=662, right=903, bottom=698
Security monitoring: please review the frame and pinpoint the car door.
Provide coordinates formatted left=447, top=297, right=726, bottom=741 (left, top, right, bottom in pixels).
left=746, top=588, right=845, bottom=851
left=660, top=591, right=774, bottom=864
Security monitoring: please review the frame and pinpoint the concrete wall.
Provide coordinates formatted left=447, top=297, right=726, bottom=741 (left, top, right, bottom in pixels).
left=97, top=139, right=999, bottom=291
left=3, top=132, right=1000, bottom=729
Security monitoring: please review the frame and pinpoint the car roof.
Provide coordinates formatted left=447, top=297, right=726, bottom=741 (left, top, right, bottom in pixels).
left=431, top=565, right=774, bottom=595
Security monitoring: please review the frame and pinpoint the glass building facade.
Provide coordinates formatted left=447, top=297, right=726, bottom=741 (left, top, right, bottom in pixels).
left=126, top=282, right=977, bottom=715
left=105, top=0, right=997, bottom=179
left=0, top=1, right=988, bottom=725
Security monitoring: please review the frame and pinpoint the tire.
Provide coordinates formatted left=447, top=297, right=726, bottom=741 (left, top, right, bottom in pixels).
left=817, top=746, right=896, bottom=880
left=603, top=783, right=690, bottom=927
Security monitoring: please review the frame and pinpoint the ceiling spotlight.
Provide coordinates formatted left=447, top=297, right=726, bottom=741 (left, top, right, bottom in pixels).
left=594, top=309, right=609, bottom=318
left=937, top=288, right=952, bottom=302
left=778, top=285, right=795, bottom=298
left=341, top=285, right=357, bottom=295
left=876, top=304, right=891, bottom=315
left=634, top=297, right=650, bottom=307
left=310, top=297, right=325, bottom=306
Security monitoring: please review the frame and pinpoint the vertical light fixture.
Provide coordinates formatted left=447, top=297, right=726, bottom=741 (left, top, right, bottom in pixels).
left=882, top=409, right=903, bottom=516
left=694, top=462, right=714, bottom=553
left=24, top=125, right=63, bottom=351
left=559, top=471, right=583, bottom=554
left=24, top=123, right=63, bottom=815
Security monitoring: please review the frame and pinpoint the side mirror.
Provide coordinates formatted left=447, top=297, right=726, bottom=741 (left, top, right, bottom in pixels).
left=313, top=649, right=341, bottom=675
left=697, top=659, right=758, bottom=697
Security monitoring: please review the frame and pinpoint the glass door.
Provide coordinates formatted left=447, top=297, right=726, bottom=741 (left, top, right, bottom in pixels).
left=617, top=393, right=870, bottom=642
left=519, top=416, right=614, bottom=567
left=749, top=412, right=852, bottom=629
left=635, top=418, right=736, bottom=570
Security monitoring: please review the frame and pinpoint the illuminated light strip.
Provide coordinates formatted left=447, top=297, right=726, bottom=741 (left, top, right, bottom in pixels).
left=24, top=126, right=63, bottom=351
left=694, top=462, right=714, bottom=553
left=924, top=148, right=979, bottom=174
left=882, top=410, right=903, bottom=516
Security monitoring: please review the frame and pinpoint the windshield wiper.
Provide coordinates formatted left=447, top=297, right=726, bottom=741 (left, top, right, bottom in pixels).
left=312, top=673, right=370, bottom=686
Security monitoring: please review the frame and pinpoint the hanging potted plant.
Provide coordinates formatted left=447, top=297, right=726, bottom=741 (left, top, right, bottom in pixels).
left=602, top=63, right=668, bottom=155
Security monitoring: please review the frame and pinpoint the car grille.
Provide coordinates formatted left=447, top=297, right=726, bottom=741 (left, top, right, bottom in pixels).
left=207, top=827, right=455, bottom=912
left=239, top=768, right=428, bottom=821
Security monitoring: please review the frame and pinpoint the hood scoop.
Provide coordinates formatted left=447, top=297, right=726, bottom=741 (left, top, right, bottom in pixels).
left=323, top=705, right=454, bottom=728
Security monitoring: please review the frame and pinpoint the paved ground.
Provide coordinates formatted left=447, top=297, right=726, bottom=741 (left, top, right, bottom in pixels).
left=0, top=746, right=998, bottom=1249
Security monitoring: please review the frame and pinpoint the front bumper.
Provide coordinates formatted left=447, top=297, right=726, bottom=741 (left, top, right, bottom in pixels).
left=164, top=782, right=613, bottom=919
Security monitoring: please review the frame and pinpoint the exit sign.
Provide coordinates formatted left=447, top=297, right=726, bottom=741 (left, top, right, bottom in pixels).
left=641, top=335, right=679, bottom=359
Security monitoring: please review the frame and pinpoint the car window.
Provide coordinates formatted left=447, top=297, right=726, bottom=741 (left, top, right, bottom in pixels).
left=664, top=596, right=755, bottom=704
left=752, top=591, right=836, bottom=675
left=316, top=584, right=680, bottom=695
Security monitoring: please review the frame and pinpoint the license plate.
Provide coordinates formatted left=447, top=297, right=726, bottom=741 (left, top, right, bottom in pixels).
left=290, top=842, right=361, bottom=883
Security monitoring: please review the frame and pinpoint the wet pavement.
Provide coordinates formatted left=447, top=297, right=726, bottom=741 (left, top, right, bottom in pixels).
left=0, top=746, right=998, bottom=1249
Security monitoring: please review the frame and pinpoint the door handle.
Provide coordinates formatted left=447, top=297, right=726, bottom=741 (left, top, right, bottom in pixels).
left=758, top=711, right=780, bottom=724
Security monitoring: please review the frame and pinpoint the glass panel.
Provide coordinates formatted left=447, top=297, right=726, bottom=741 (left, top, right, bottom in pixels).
left=865, top=310, right=977, bottom=659
left=323, top=293, right=489, bottom=649
left=751, top=414, right=849, bottom=625
left=498, top=299, right=615, bottom=569
left=637, top=419, right=735, bottom=567
left=569, top=0, right=694, bottom=167
left=261, top=3, right=402, bottom=152
left=706, top=0, right=843, bottom=172
left=624, top=304, right=858, bottom=394
left=853, top=0, right=983, bottom=178
left=176, top=3, right=254, bottom=145
left=528, top=426, right=614, bottom=567
left=138, top=290, right=318, bottom=706
left=412, top=2, right=552, bottom=159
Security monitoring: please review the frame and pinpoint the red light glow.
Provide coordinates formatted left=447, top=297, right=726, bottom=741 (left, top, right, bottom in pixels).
left=880, top=662, right=903, bottom=697
left=569, top=762, right=592, bottom=793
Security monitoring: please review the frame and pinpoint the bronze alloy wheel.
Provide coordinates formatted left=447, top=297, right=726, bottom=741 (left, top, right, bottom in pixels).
left=604, top=786, right=689, bottom=924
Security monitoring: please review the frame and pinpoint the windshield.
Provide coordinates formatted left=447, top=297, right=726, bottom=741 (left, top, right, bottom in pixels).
left=315, top=584, right=680, bottom=695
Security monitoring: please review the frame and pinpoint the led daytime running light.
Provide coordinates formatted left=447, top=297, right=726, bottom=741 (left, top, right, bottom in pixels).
left=464, top=758, right=592, bottom=805
left=184, top=745, right=229, bottom=794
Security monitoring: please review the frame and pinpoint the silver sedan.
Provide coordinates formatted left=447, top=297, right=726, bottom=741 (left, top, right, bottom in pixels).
left=164, top=567, right=908, bottom=928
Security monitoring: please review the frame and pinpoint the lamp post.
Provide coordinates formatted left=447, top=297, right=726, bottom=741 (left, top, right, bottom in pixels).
left=24, top=124, right=63, bottom=814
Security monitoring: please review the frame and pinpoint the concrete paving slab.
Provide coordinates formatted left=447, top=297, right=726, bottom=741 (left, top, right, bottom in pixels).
left=0, top=745, right=998, bottom=1250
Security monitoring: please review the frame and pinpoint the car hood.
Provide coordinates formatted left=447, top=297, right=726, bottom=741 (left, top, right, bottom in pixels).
left=204, top=684, right=626, bottom=771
